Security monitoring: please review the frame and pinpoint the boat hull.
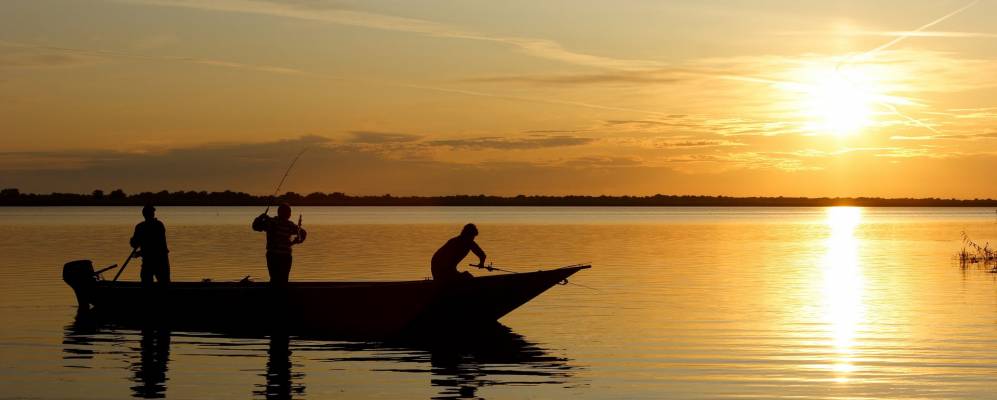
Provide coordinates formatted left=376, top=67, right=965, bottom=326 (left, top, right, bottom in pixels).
left=67, top=265, right=589, bottom=337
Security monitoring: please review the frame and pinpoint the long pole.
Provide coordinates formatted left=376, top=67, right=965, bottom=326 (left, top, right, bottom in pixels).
left=264, top=147, right=309, bottom=214
left=112, top=248, right=138, bottom=282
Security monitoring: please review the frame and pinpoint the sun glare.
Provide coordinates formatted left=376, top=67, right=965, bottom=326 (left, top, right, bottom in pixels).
left=778, top=60, right=904, bottom=138
left=805, top=73, right=874, bottom=136
left=821, top=207, right=866, bottom=381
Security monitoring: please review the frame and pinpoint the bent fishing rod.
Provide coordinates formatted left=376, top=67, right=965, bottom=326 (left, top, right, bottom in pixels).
left=264, top=147, right=309, bottom=214
left=468, top=262, right=598, bottom=290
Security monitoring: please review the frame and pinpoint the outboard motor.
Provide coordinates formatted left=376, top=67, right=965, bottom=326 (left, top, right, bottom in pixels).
left=63, top=260, right=96, bottom=310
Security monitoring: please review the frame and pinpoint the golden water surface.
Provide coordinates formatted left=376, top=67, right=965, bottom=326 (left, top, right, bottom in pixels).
left=1, top=206, right=996, bottom=399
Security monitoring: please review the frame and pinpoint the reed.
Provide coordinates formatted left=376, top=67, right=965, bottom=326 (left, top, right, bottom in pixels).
left=959, top=231, right=997, bottom=272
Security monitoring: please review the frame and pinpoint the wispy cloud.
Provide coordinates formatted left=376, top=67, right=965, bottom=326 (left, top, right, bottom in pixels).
left=0, top=135, right=666, bottom=195
left=113, top=0, right=661, bottom=69
left=688, top=152, right=821, bottom=171
left=347, top=131, right=422, bottom=144
left=606, top=137, right=744, bottom=149
left=0, top=44, right=105, bottom=68
left=891, top=131, right=997, bottom=141
left=890, top=135, right=936, bottom=141
left=427, top=135, right=596, bottom=150
left=661, top=140, right=744, bottom=148
left=779, top=30, right=997, bottom=39
left=0, top=39, right=314, bottom=75
left=561, top=155, right=644, bottom=168
left=0, top=39, right=678, bottom=118
left=3, top=134, right=994, bottom=196
left=874, top=147, right=948, bottom=158
left=464, top=69, right=687, bottom=86
left=132, top=33, right=181, bottom=50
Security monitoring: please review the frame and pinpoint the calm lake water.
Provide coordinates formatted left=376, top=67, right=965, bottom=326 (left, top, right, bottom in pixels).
left=2, top=206, right=997, bottom=399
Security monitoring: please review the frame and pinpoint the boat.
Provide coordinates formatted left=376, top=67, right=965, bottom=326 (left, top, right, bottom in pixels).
left=63, top=260, right=589, bottom=337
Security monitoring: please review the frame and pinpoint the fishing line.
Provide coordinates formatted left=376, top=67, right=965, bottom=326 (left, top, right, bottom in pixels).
left=264, top=147, right=309, bottom=214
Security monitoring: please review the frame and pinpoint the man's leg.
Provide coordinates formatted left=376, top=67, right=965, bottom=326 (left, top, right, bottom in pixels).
left=266, top=252, right=278, bottom=283
left=156, top=258, right=170, bottom=287
left=140, top=264, right=154, bottom=288
left=431, top=262, right=460, bottom=282
left=267, top=252, right=291, bottom=285
left=283, top=254, right=292, bottom=283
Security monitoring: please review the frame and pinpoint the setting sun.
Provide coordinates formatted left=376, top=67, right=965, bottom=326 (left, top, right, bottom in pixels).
left=780, top=62, right=891, bottom=137
left=806, top=71, right=875, bottom=136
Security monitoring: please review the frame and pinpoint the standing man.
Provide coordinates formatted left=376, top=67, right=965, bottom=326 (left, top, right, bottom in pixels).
left=253, top=203, right=306, bottom=285
left=130, top=204, right=170, bottom=288
left=431, top=223, right=486, bottom=283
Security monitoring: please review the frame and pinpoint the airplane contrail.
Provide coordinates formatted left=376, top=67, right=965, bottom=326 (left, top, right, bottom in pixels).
left=847, top=0, right=980, bottom=65
left=834, top=0, right=979, bottom=133
left=690, top=1, right=979, bottom=134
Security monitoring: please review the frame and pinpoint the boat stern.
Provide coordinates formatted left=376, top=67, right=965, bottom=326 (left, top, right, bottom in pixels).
left=63, top=260, right=97, bottom=309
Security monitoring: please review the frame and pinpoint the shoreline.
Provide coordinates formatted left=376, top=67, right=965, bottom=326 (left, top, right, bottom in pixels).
left=3, top=203, right=997, bottom=208
left=3, top=190, right=997, bottom=207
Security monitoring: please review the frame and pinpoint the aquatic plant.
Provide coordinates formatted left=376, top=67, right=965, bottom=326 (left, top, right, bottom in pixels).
left=959, top=231, right=997, bottom=272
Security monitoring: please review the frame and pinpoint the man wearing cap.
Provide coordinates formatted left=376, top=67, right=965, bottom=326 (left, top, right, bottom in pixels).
left=431, top=223, right=487, bottom=283
left=253, top=203, right=306, bottom=285
left=130, top=204, right=170, bottom=288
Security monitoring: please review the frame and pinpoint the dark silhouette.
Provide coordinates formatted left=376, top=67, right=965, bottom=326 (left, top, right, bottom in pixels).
left=62, top=313, right=99, bottom=366
left=317, top=323, right=575, bottom=399
left=253, top=203, right=306, bottom=285
left=424, top=325, right=567, bottom=399
left=130, top=205, right=170, bottom=288
left=431, top=224, right=486, bottom=283
left=63, top=315, right=572, bottom=400
left=255, top=334, right=306, bottom=399
left=63, top=259, right=98, bottom=310
left=130, top=328, right=171, bottom=399
left=6, top=187, right=997, bottom=207
left=63, top=256, right=587, bottom=336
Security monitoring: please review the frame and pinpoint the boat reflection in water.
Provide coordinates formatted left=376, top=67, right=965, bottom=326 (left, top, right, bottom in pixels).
left=427, top=326, right=574, bottom=398
left=63, top=317, right=173, bottom=399
left=255, top=333, right=305, bottom=399
left=131, top=328, right=171, bottom=398
left=320, top=323, right=575, bottom=399
left=63, top=313, right=575, bottom=399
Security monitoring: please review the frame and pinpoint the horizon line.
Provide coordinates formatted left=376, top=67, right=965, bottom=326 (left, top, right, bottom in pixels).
left=3, top=189, right=997, bottom=206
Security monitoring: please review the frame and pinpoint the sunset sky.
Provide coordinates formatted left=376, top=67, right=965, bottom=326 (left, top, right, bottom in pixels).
left=2, top=0, right=996, bottom=197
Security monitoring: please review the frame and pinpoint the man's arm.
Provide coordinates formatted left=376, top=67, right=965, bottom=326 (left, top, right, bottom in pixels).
left=129, top=223, right=142, bottom=249
left=470, top=241, right=486, bottom=266
left=157, top=220, right=169, bottom=253
left=252, top=213, right=270, bottom=232
left=293, top=226, right=307, bottom=244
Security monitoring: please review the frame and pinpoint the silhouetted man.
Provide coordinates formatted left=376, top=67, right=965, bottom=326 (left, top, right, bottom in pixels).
left=253, top=203, right=306, bottom=285
left=431, top=223, right=486, bottom=282
left=130, top=204, right=170, bottom=288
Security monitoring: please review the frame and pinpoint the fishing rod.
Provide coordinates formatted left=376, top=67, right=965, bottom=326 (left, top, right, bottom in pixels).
left=293, top=213, right=305, bottom=245
left=468, top=262, right=598, bottom=290
left=264, top=147, right=309, bottom=214
left=468, top=262, right=516, bottom=273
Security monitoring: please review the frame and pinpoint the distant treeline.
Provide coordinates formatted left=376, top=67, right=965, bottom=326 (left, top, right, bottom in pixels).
left=2, top=188, right=997, bottom=207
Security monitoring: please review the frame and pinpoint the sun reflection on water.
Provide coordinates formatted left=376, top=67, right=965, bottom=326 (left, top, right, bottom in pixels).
left=821, top=207, right=865, bottom=382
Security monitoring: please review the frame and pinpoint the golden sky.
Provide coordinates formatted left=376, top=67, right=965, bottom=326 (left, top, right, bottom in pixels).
left=2, top=0, right=996, bottom=197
